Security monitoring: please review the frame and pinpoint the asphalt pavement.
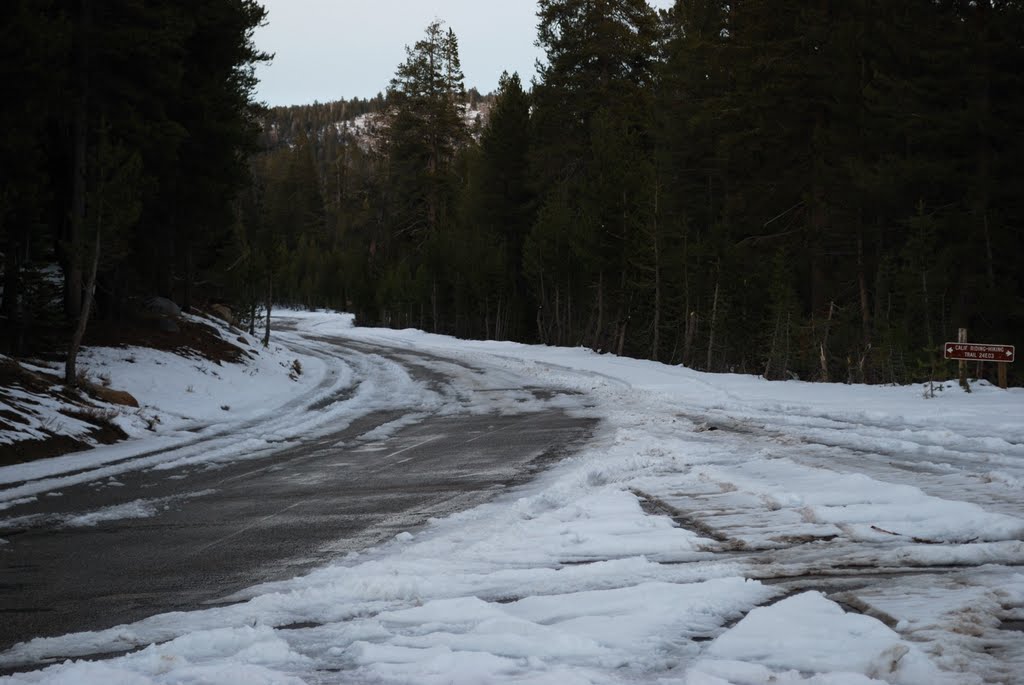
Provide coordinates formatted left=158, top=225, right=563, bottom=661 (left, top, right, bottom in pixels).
left=0, top=341, right=595, bottom=670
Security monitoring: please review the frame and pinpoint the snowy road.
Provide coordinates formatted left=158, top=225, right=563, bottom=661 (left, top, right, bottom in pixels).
left=0, top=333, right=594, bottom=672
left=2, top=311, right=1023, bottom=684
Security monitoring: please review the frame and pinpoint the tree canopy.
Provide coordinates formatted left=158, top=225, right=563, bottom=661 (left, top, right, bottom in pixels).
left=247, top=3, right=1023, bottom=386
left=8, top=2, right=1021, bottom=388
left=1, top=0, right=269, bottom=379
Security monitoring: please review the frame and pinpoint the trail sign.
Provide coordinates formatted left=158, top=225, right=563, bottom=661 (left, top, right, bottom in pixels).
left=943, top=342, right=1015, bottom=363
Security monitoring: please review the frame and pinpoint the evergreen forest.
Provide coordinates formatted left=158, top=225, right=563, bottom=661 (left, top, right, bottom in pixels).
left=0, top=0, right=269, bottom=382
left=2, top=0, right=1023, bottom=387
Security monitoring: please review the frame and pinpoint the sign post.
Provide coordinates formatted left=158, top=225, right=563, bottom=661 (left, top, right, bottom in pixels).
left=943, top=338, right=1016, bottom=390
left=958, top=328, right=968, bottom=391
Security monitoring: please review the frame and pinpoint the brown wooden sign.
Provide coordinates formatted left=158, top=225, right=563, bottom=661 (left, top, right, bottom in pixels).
left=944, top=342, right=1015, bottom=363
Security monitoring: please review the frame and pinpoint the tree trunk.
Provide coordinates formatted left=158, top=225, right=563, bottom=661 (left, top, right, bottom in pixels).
left=975, top=2, right=996, bottom=292
left=536, top=272, right=547, bottom=343
left=857, top=233, right=871, bottom=345
left=706, top=275, right=720, bottom=372
left=566, top=284, right=573, bottom=346
left=262, top=274, right=272, bottom=347
left=682, top=222, right=692, bottom=365
left=958, top=327, right=970, bottom=392
left=2, top=219, right=25, bottom=355
left=651, top=184, right=661, bottom=362
left=921, top=268, right=932, bottom=349
left=818, top=301, right=835, bottom=383
left=982, top=212, right=995, bottom=290
left=432, top=278, right=439, bottom=333
left=66, top=215, right=101, bottom=387
left=782, top=310, right=791, bottom=378
left=554, top=284, right=562, bottom=345
left=484, top=297, right=491, bottom=340
left=182, top=244, right=194, bottom=312
left=493, top=297, right=502, bottom=340
left=765, top=311, right=782, bottom=379
left=67, top=0, right=92, bottom=322
left=683, top=311, right=697, bottom=368
left=248, top=257, right=257, bottom=336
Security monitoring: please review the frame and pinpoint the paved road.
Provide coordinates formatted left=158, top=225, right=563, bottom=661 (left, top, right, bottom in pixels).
left=0, top=341, right=595, bottom=670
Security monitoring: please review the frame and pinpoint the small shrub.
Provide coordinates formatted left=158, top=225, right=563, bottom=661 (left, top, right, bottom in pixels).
left=136, top=409, right=161, bottom=431
left=289, top=359, right=303, bottom=381
left=185, top=384, right=195, bottom=393
left=81, top=407, right=119, bottom=423
left=220, top=404, right=230, bottom=411
left=40, top=414, right=61, bottom=433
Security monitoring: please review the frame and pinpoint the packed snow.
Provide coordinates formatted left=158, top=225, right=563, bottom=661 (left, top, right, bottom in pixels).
left=1, top=309, right=1022, bottom=684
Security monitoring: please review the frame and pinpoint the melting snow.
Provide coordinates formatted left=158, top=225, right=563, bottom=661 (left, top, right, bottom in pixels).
left=2, top=309, right=1023, bottom=684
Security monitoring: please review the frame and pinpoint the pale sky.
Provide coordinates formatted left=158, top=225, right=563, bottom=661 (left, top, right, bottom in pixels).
left=253, top=0, right=674, bottom=106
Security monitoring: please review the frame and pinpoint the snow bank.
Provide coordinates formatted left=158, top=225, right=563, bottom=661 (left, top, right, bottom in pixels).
left=695, top=592, right=955, bottom=684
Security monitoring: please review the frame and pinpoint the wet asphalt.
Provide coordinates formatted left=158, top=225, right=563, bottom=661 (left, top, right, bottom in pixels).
left=0, top=342, right=596, bottom=670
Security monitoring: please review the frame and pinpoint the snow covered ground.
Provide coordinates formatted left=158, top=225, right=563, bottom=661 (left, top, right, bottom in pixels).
left=2, top=310, right=1023, bottom=684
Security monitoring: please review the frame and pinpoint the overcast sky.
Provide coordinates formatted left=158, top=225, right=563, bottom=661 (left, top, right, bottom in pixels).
left=253, top=0, right=673, bottom=106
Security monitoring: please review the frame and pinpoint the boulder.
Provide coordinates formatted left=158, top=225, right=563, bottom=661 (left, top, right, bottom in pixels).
left=90, top=385, right=139, bottom=408
left=210, top=303, right=235, bottom=326
left=143, top=296, right=181, bottom=317
left=137, top=296, right=181, bottom=333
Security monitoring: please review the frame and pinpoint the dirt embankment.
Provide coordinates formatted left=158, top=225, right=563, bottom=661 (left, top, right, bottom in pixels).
left=0, top=312, right=249, bottom=467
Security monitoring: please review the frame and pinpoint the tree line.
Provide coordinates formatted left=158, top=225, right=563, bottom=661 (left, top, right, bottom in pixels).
left=4, top=1, right=1021, bottom=388
left=251, top=0, right=1024, bottom=386
left=0, top=0, right=268, bottom=382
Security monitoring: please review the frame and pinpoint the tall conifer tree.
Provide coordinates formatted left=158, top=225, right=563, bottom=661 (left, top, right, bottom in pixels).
left=382, top=20, right=468, bottom=330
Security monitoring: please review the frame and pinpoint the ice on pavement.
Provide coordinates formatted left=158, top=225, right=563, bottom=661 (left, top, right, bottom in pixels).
left=0, top=490, right=217, bottom=531
left=2, top=309, right=1023, bottom=684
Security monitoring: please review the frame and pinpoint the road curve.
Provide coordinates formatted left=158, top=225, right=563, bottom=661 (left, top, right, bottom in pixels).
left=0, top=337, right=596, bottom=671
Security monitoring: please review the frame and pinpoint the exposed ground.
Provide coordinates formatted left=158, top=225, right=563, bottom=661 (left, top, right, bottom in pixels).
left=0, top=311, right=243, bottom=467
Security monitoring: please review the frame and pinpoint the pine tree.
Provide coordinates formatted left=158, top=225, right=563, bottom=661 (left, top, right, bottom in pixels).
left=146, top=0, right=270, bottom=311
left=654, top=1, right=732, bottom=367
left=381, top=20, right=469, bottom=330
left=459, top=72, right=534, bottom=340
left=66, top=124, right=143, bottom=384
left=0, top=0, right=68, bottom=354
left=530, top=0, right=661, bottom=349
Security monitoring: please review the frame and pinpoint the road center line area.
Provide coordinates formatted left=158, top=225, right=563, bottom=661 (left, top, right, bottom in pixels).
left=461, top=412, right=541, bottom=445
left=190, top=502, right=306, bottom=556
left=379, top=435, right=442, bottom=465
